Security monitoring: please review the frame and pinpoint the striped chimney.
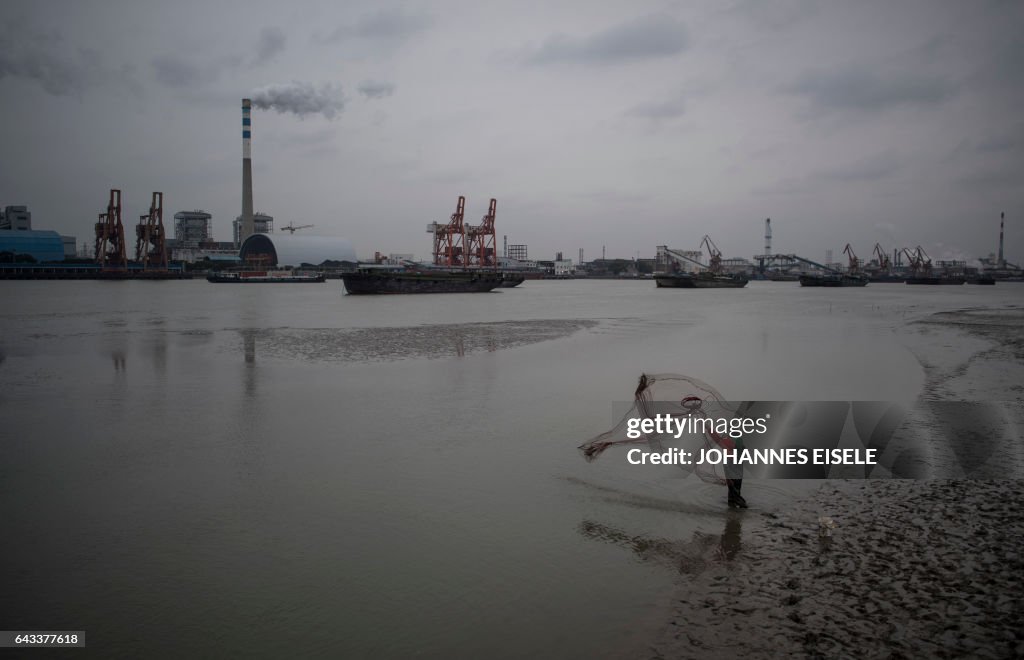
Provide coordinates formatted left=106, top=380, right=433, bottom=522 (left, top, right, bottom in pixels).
left=998, top=212, right=1005, bottom=269
left=241, top=98, right=255, bottom=245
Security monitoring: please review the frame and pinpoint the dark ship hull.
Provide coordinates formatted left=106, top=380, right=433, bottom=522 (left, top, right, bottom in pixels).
left=341, top=271, right=504, bottom=294
left=799, top=274, right=869, bottom=287
left=905, top=277, right=965, bottom=285
left=500, top=273, right=526, bottom=288
left=207, top=272, right=325, bottom=283
left=655, top=273, right=749, bottom=288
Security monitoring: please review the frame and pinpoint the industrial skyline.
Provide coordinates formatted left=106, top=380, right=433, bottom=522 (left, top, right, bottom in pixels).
left=1, top=0, right=1021, bottom=263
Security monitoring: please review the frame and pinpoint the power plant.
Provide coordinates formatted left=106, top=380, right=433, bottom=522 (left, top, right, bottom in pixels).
left=240, top=99, right=255, bottom=245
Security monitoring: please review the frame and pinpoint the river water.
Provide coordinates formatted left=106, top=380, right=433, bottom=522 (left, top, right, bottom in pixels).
left=0, top=279, right=1019, bottom=657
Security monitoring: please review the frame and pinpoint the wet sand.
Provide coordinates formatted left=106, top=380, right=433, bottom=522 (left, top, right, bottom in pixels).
left=649, top=480, right=1024, bottom=659
left=646, top=306, right=1024, bottom=659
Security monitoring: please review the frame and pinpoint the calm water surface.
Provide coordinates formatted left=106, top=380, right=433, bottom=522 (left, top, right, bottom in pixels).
left=0, top=279, right=1019, bottom=657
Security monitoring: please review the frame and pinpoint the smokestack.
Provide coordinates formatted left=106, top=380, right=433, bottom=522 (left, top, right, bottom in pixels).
left=241, top=98, right=254, bottom=245
left=764, top=217, right=772, bottom=257
left=998, top=212, right=1005, bottom=269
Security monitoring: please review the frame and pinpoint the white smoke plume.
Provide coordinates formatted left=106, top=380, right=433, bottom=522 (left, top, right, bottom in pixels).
left=251, top=81, right=344, bottom=119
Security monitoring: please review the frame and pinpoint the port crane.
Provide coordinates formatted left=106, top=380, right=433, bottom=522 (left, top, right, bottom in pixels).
left=465, top=199, right=497, bottom=268
left=902, top=246, right=932, bottom=277
left=280, top=222, right=314, bottom=234
left=429, top=196, right=467, bottom=267
left=872, top=244, right=891, bottom=272
left=659, top=235, right=734, bottom=275
left=94, top=188, right=127, bottom=269
left=135, top=191, right=168, bottom=269
left=700, top=235, right=725, bottom=274
left=843, top=244, right=861, bottom=274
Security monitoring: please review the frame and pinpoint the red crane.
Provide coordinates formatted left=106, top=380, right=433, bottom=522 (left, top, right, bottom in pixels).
left=902, top=246, right=932, bottom=276
left=466, top=198, right=497, bottom=268
left=873, top=243, right=891, bottom=272
left=843, top=243, right=860, bottom=274
left=431, top=196, right=467, bottom=267
left=94, top=189, right=127, bottom=269
left=135, top=191, right=168, bottom=269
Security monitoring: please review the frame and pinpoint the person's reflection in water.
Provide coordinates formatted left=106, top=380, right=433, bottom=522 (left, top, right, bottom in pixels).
left=717, top=513, right=742, bottom=561
left=244, top=332, right=256, bottom=364
left=111, top=351, right=126, bottom=372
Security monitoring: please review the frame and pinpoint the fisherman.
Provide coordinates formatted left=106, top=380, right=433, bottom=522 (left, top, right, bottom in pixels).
left=725, top=436, right=747, bottom=509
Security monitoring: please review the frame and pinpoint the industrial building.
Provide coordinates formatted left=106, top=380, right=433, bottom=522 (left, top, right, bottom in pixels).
left=1, top=205, right=32, bottom=230
left=507, top=244, right=528, bottom=261
left=230, top=98, right=355, bottom=270
left=0, top=205, right=76, bottom=260
left=0, top=230, right=67, bottom=263
left=233, top=212, right=273, bottom=247
left=239, top=233, right=356, bottom=268
left=174, top=210, right=213, bottom=247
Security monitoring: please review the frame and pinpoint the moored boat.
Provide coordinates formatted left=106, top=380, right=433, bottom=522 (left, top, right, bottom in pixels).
left=799, top=273, right=869, bottom=287
left=207, top=270, right=326, bottom=283
left=655, top=272, right=748, bottom=288
left=500, top=273, right=526, bottom=288
left=341, top=269, right=504, bottom=294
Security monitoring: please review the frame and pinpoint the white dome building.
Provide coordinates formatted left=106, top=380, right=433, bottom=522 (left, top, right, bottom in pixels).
left=239, top=233, right=357, bottom=268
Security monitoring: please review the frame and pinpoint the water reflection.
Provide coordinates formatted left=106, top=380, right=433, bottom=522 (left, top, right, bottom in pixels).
left=578, top=513, right=744, bottom=574
left=716, top=514, right=742, bottom=561
left=245, top=319, right=597, bottom=363
left=243, top=331, right=256, bottom=365
left=239, top=330, right=258, bottom=402
left=111, top=351, right=126, bottom=372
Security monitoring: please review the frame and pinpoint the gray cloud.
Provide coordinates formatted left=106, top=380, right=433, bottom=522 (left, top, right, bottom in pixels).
left=788, top=66, right=957, bottom=113
left=320, top=9, right=431, bottom=43
left=526, top=14, right=688, bottom=65
left=624, top=94, right=686, bottom=120
left=251, top=81, right=345, bottom=119
left=0, top=23, right=101, bottom=96
left=819, top=152, right=901, bottom=183
left=151, top=55, right=208, bottom=88
left=727, top=0, right=820, bottom=30
left=254, top=27, right=286, bottom=66
left=0, top=48, right=84, bottom=96
left=357, top=80, right=396, bottom=99
left=152, top=26, right=284, bottom=89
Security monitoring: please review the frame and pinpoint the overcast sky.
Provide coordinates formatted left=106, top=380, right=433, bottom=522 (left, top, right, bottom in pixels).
left=1, top=0, right=1021, bottom=263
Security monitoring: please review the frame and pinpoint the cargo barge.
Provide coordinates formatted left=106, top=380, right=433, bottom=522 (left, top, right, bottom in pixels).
left=341, top=269, right=504, bottom=294
left=655, top=273, right=749, bottom=288
left=905, top=276, right=966, bottom=285
left=0, top=264, right=191, bottom=280
left=207, top=270, right=325, bottom=283
left=799, top=273, right=869, bottom=287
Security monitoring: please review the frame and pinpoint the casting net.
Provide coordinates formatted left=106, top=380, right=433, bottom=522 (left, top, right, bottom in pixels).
left=578, top=373, right=741, bottom=484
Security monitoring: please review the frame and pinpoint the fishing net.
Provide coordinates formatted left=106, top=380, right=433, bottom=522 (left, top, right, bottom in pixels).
left=578, top=373, right=742, bottom=484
